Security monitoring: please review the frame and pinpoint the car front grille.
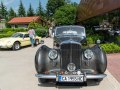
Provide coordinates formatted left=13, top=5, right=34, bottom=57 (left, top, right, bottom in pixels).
left=60, top=43, right=81, bottom=70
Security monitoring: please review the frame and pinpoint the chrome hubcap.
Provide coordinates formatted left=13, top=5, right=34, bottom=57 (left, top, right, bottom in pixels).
left=36, top=40, right=39, bottom=45
left=15, top=43, right=20, bottom=49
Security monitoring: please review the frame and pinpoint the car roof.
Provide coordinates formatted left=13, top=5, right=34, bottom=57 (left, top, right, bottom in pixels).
left=17, top=32, right=28, bottom=34
left=55, top=25, right=85, bottom=29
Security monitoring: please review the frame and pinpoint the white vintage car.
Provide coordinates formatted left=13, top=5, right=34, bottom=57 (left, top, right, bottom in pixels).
left=0, top=32, right=42, bottom=50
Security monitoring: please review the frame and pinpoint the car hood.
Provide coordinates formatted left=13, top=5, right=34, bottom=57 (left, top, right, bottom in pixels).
left=54, top=36, right=85, bottom=44
left=0, top=37, right=17, bottom=43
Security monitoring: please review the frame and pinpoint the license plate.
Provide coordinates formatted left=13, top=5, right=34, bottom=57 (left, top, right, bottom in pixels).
left=58, top=75, right=84, bottom=82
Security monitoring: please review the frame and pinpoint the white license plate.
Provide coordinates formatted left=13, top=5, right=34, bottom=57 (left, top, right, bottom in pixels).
left=58, top=75, right=84, bottom=82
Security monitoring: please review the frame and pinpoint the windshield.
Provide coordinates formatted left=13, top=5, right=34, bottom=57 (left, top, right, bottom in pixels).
left=55, top=26, right=86, bottom=37
left=11, top=33, right=23, bottom=38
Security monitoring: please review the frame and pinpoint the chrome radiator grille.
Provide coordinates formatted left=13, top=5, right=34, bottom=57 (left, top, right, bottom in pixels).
left=60, top=43, right=81, bottom=70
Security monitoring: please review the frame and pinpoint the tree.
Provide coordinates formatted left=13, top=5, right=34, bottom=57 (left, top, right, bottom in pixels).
left=46, top=0, right=65, bottom=17
left=8, top=7, right=16, bottom=20
left=65, top=0, right=71, bottom=4
left=36, top=1, right=44, bottom=17
left=27, top=3, right=34, bottom=16
left=54, top=4, right=77, bottom=25
left=18, top=0, right=26, bottom=17
left=0, top=1, right=7, bottom=19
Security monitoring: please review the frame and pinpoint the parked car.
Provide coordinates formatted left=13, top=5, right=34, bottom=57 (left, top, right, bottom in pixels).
left=35, top=25, right=107, bottom=84
left=0, top=32, right=42, bottom=50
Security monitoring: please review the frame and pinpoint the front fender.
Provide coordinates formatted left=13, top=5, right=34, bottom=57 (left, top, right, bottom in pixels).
left=35, top=45, right=60, bottom=74
left=35, top=45, right=50, bottom=73
left=92, top=45, right=107, bottom=73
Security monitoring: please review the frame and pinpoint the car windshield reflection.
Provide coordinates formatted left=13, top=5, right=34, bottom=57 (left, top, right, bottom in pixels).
left=55, top=26, right=85, bottom=37
left=11, top=33, right=23, bottom=38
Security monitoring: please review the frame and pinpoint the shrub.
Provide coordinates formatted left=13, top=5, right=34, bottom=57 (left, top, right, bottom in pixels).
left=87, top=37, right=94, bottom=44
left=0, top=34, right=12, bottom=38
left=28, top=22, right=47, bottom=29
left=115, top=36, right=120, bottom=45
left=0, top=28, right=27, bottom=38
left=35, top=28, right=48, bottom=37
left=101, top=43, right=120, bottom=53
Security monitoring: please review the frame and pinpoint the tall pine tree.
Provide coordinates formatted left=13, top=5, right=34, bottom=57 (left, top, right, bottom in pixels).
left=8, top=7, right=16, bottom=20
left=36, top=0, right=44, bottom=17
left=0, top=1, right=7, bottom=19
left=27, top=3, right=34, bottom=16
left=18, top=0, right=26, bottom=17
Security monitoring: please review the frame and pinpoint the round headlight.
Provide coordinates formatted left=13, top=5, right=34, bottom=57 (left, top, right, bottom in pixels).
left=67, top=63, right=76, bottom=72
left=48, top=49, right=58, bottom=60
left=84, top=49, right=94, bottom=60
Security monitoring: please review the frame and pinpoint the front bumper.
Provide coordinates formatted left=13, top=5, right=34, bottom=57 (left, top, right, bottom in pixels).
left=35, top=74, right=107, bottom=82
left=0, top=44, right=12, bottom=49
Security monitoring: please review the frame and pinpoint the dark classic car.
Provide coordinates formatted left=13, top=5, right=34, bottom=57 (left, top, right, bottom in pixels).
left=35, top=25, right=107, bottom=84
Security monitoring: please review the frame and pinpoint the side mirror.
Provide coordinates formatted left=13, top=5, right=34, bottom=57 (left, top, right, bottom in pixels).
left=52, top=33, right=55, bottom=38
left=96, top=39, right=101, bottom=45
left=40, top=40, right=44, bottom=44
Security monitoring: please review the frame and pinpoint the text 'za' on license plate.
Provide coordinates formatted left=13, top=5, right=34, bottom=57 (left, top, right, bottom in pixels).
left=58, top=75, right=84, bottom=82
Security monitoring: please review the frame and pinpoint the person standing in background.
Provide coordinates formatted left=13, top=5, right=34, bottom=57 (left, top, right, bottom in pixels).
left=28, top=27, right=35, bottom=47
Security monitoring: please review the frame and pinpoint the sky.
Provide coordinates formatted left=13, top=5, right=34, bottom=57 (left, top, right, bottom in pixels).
left=0, top=0, right=80, bottom=12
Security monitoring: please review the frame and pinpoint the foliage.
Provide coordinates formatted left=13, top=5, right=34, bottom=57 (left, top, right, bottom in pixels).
left=46, top=0, right=65, bottom=17
left=0, top=28, right=28, bottom=38
left=0, top=28, right=27, bottom=33
left=0, top=34, right=12, bottom=38
left=54, top=4, right=77, bottom=25
left=35, top=29, right=48, bottom=37
left=86, top=33, right=104, bottom=44
left=27, top=3, right=34, bottom=16
left=28, top=22, right=48, bottom=37
left=8, top=7, right=16, bottom=20
left=36, top=1, right=45, bottom=17
left=87, top=37, right=94, bottom=44
left=114, top=36, right=120, bottom=45
left=28, top=22, right=47, bottom=29
left=18, top=0, right=26, bottom=17
left=101, top=43, right=120, bottom=53
left=0, top=1, right=8, bottom=19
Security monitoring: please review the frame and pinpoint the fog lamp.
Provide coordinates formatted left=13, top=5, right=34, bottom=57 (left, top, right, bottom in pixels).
left=84, top=49, right=94, bottom=60
left=48, top=49, right=58, bottom=60
left=67, top=63, right=76, bottom=72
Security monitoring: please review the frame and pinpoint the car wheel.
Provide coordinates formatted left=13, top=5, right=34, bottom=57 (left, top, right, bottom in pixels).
left=38, top=78, right=47, bottom=84
left=94, top=79, right=103, bottom=85
left=35, top=39, right=39, bottom=45
left=12, top=42, right=20, bottom=50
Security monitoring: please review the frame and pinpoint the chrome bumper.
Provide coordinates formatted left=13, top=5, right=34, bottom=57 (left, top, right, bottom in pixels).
left=35, top=74, right=107, bottom=80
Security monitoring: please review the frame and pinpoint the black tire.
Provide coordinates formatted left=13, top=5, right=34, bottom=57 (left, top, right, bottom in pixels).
left=94, top=79, right=103, bottom=85
left=40, top=40, right=44, bottom=44
left=12, top=42, right=20, bottom=50
left=35, top=39, right=39, bottom=45
left=38, top=78, right=47, bottom=84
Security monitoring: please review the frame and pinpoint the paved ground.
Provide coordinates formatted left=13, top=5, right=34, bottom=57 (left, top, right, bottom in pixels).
left=107, top=54, right=120, bottom=83
left=0, top=38, right=120, bottom=90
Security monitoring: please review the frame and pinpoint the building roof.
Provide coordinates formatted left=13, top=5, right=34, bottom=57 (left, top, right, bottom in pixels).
left=8, top=16, right=41, bottom=24
left=77, top=0, right=120, bottom=22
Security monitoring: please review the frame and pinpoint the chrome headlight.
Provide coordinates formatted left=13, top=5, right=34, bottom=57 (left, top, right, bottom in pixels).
left=67, top=63, right=76, bottom=72
left=84, top=49, right=94, bottom=60
left=7, top=41, right=12, bottom=45
left=48, top=49, right=58, bottom=60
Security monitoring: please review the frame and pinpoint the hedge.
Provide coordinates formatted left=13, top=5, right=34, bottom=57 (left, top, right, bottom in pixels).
left=0, top=28, right=28, bottom=33
left=101, top=43, right=120, bottom=53
left=0, top=34, right=13, bottom=38
left=35, top=28, right=48, bottom=37
left=0, top=28, right=48, bottom=38
left=87, top=34, right=103, bottom=44
left=0, top=28, right=28, bottom=38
